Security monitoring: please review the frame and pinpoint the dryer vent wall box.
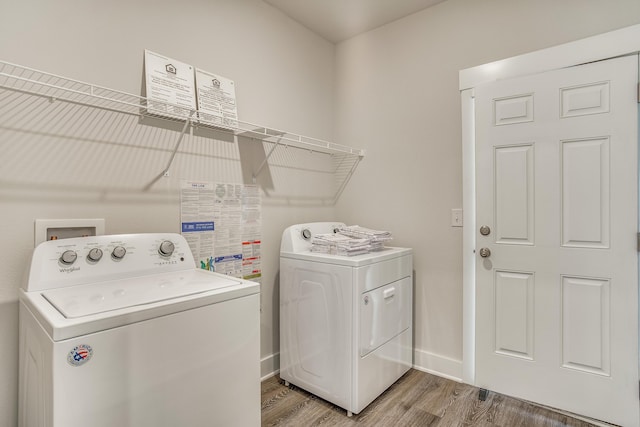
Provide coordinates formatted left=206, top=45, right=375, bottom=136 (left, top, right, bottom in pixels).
left=34, top=219, right=105, bottom=247
left=279, top=222, right=413, bottom=416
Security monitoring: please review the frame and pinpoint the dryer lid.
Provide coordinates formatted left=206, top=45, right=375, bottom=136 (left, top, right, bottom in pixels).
left=41, top=270, right=242, bottom=319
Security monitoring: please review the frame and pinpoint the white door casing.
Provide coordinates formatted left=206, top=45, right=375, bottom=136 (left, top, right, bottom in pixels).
left=474, top=55, right=638, bottom=426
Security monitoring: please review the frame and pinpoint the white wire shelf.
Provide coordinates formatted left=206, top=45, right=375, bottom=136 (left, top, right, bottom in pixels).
left=0, top=60, right=364, bottom=200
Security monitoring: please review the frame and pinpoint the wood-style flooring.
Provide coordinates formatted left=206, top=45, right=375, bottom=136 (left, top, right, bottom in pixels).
left=261, top=369, right=599, bottom=427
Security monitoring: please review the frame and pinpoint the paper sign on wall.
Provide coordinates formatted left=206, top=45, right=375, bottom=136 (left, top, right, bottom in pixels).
left=180, top=181, right=215, bottom=270
left=181, top=181, right=261, bottom=283
left=240, top=184, right=261, bottom=282
left=144, top=50, right=196, bottom=119
left=195, top=68, right=238, bottom=129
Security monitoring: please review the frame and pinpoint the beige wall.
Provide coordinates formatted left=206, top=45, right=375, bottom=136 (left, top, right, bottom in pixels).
left=334, top=0, right=640, bottom=375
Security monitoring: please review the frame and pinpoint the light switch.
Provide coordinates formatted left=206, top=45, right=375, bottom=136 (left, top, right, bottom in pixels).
left=451, top=209, right=463, bottom=227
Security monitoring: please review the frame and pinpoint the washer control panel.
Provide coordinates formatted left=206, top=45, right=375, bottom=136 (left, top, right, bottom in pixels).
left=87, top=247, right=103, bottom=262
left=59, top=250, right=78, bottom=265
left=158, top=240, right=175, bottom=257
left=26, top=233, right=196, bottom=292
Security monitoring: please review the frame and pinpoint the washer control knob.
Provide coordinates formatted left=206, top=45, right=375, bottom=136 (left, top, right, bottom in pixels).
left=301, top=229, right=311, bottom=240
left=111, top=246, right=126, bottom=260
left=59, top=250, right=77, bottom=265
left=158, top=240, right=175, bottom=257
left=87, top=248, right=103, bottom=262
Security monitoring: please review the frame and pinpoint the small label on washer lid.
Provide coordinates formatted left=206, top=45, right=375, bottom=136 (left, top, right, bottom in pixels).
left=67, top=344, right=93, bottom=367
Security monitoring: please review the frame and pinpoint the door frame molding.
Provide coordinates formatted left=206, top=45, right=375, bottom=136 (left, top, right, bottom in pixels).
left=459, top=23, right=640, bottom=385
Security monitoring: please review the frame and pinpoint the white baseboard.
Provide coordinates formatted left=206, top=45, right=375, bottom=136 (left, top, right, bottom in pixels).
left=413, top=349, right=463, bottom=382
left=261, top=350, right=462, bottom=384
left=261, top=352, right=280, bottom=381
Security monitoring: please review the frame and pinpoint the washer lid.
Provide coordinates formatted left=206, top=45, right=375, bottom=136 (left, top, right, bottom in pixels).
left=41, top=270, right=242, bottom=319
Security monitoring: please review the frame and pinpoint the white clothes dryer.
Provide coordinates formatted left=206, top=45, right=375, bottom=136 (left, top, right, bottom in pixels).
left=279, top=222, right=413, bottom=416
left=19, top=233, right=260, bottom=427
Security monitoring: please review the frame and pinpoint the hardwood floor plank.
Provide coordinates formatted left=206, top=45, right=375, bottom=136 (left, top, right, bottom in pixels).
left=261, top=370, right=598, bottom=427
left=392, top=406, right=441, bottom=426
left=261, top=382, right=310, bottom=425
left=430, top=383, right=488, bottom=426
left=487, top=393, right=597, bottom=427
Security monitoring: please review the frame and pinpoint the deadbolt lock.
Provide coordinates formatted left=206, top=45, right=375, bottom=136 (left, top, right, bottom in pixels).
left=480, top=225, right=491, bottom=236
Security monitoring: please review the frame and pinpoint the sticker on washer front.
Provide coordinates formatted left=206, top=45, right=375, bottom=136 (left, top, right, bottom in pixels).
left=67, top=344, right=93, bottom=367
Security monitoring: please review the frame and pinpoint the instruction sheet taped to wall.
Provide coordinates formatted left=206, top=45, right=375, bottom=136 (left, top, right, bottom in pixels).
left=180, top=181, right=261, bottom=283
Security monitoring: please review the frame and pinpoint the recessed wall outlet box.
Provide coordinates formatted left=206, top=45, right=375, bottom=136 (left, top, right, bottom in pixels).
left=34, top=219, right=105, bottom=247
left=451, top=209, right=463, bottom=227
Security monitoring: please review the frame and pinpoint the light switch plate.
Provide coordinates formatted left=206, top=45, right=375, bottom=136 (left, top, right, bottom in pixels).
left=451, top=209, right=463, bottom=227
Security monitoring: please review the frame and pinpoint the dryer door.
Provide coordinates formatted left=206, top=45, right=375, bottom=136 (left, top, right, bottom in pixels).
left=359, top=277, right=411, bottom=357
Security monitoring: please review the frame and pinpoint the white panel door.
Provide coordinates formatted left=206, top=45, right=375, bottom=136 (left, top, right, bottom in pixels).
left=475, top=54, right=638, bottom=427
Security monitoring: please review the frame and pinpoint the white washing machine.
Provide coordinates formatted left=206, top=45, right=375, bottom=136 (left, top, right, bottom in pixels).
left=279, top=222, right=413, bottom=416
left=19, top=233, right=260, bottom=427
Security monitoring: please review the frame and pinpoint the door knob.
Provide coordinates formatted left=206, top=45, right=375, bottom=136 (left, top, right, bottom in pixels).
left=479, top=247, right=491, bottom=258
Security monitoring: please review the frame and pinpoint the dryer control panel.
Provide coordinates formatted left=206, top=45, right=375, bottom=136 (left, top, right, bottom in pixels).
left=280, top=222, right=345, bottom=253
left=26, top=233, right=196, bottom=292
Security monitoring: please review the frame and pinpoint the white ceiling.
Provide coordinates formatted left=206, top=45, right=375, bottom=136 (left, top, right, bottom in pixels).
left=264, top=0, right=448, bottom=43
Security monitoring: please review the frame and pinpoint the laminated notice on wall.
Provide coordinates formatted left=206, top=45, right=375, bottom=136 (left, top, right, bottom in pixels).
left=240, top=185, right=261, bottom=282
left=181, top=181, right=261, bottom=283
left=144, top=50, right=196, bottom=119
left=212, top=183, right=243, bottom=277
left=195, top=68, right=238, bottom=130
left=180, top=181, right=215, bottom=270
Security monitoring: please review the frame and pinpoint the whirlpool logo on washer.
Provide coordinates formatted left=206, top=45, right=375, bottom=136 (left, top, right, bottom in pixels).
left=67, top=344, right=93, bottom=367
